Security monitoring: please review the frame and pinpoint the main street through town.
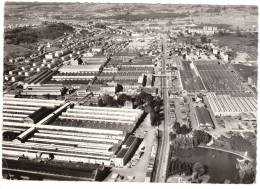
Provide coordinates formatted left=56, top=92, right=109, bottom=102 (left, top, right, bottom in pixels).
left=154, top=35, right=171, bottom=182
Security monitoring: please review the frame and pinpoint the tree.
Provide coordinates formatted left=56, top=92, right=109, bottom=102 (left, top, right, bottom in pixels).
left=200, top=35, right=208, bottom=43
left=49, top=153, right=55, bottom=160
left=144, top=103, right=153, bottom=113
left=102, top=94, right=117, bottom=107
left=135, top=91, right=153, bottom=106
left=61, top=87, right=68, bottom=96
left=150, top=110, right=157, bottom=126
left=154, top=105, right=161, bottom=113
left=193, top=130, right=212, bottom=146
left=98, top=98, right=105, bottom=107
left=239, top=160, right=256, bottom=184
left=174, top=123, right=192, bottom=135
left=115, top=84, right=123, bottom=94
left=117, top=93, right=131, bottom=106
left=192, top=162, right=206, bottom=176
left=242, top=170, right=255, bottom=184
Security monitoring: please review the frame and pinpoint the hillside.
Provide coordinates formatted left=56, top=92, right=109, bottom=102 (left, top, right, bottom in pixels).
left=5, top=23, right=74, bottom=45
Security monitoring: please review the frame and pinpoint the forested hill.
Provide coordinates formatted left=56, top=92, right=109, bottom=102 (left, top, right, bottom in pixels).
left=5, top=23, right=74, bottom=45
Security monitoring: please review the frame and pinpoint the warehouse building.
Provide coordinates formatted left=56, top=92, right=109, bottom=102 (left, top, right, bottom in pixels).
left=195, top=106, right=214, bottom=129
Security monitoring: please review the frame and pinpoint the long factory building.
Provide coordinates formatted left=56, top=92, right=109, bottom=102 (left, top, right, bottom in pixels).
left=195, top=106, right=214, bottom=129
left=3, top=96, right=64, bottom=108
left=52, top=74, right=95, bottom=81
left=3, top=103, right=144, bottom=166
left=3, top=96, right=65, bottom=123
left=58, top=64, right=101, bottom=74
left=206, top=92, right=257, bottom=116
left=58, top=105, right=144, bottom=133
left=21, top=84, right=64, bottom=96
left=62, top=105, right=143, bottom=122
left=2, top=122, right=125, bottom=166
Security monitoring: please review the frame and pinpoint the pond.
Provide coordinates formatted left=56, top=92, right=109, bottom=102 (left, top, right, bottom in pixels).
left=173, top=147, right=246, bottom=183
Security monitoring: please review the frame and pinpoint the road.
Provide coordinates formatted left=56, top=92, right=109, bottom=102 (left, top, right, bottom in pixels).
left=154, top=35, right=170, bottom=182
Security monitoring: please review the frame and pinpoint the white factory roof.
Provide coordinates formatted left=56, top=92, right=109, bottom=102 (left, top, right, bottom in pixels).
left=206, top=92, right=257, bottom=116
left=59, top=64, right=101, bottom=73
left=3, top=122, right=124, bottom=135
left=52, top=75, right=95, bottom=80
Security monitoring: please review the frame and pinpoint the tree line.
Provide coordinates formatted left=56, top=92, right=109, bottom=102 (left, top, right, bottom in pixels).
left=97, top=90, right=163, bottom=126
left=168, top=158, right=208, bottom=182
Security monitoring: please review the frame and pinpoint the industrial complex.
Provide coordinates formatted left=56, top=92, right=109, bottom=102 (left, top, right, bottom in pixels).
left=2, top=2, right=257, bottom=184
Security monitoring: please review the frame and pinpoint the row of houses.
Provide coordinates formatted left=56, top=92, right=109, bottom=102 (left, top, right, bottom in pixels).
left=5, top=58, right=62, bottom=83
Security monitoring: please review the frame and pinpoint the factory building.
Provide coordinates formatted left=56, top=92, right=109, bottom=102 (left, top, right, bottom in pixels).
left=2, top=96, right=65, bottom=124
left=2, top=122, right=125, bottom=166
left=52, top=75, right=95, bottom=81
left=3, top=96, right=64, bottom=108
left=21, top=84, right=64, bottom=96
left=195, top=106, right=214, bottom=129
left=59, top=105, right=143, bottom=128
left=206, top=92, right=257, bottom=116
left=26, top=69, right=55, bottom=85
left=114, top=135, right=141, bottom=167
left=58, top=64, right=101, bottom=74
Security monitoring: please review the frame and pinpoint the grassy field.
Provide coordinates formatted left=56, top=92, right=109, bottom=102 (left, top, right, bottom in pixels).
left=4, top=43, right=33, bottom=59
